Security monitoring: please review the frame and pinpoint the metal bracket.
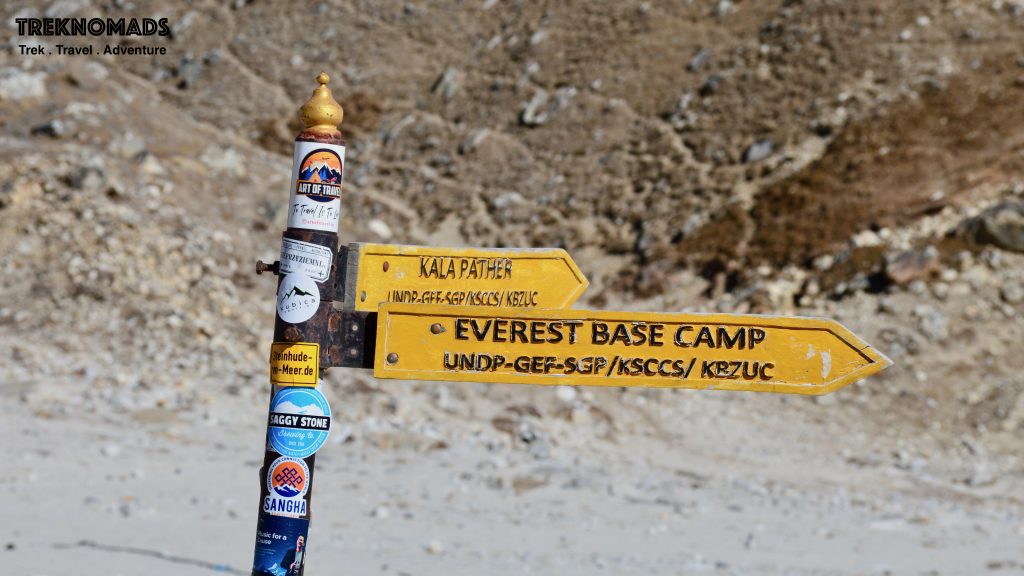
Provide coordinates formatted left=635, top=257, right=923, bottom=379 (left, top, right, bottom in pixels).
left=324, top=308, right=376, bottom=369
left=334, top=244, right=350, bottom=303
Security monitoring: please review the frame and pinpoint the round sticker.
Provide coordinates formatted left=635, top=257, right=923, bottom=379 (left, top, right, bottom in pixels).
left=276, top=272, right=320, bottom=324
left=268, top=457, right=309, bottom=498
left=268, top=388, right=331, bottom=458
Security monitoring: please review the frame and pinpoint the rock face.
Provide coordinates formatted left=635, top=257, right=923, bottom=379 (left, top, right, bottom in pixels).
left=970, top=203, right=1024, bottom=252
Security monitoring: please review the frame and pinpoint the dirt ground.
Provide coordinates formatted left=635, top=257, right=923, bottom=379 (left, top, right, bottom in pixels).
left=1, top=1, right=1023, bottom=575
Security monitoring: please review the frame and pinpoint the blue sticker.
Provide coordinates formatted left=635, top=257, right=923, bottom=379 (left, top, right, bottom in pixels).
left=253, top=514, right=308, bottom=576
left=268, top=388, right=331, bottom=458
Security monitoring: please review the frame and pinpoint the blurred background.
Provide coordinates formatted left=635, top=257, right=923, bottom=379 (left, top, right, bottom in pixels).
left=1, top=1, right=1023, bottom=574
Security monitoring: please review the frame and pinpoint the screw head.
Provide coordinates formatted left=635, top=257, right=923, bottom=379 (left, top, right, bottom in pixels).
left=386, top=352, right=399, bottom=364
left=430, top=323, right=444, bottom=334
left=360, top=291, right=367, bottom=302
left=383, top=261, right=390, bottom=272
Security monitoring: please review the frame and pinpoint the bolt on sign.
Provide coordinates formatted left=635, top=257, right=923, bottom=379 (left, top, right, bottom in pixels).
left=341, top=243, right=588, bottom=311
left=373, top=304, right=891, bottom=395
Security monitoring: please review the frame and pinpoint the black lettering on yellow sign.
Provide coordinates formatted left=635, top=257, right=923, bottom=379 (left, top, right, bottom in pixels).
left=374, top=303, right=892, bottom=395
left=419, top=256, right=514, bottom=280
left=453, top=319, right=767, bottom=350
left=454, top=318, right=583, bottom=344
left=672, top=325, right=766, bottom=349
left=445, top=319, right=774, bottom=381
left=388, top=289, right=539, bottom=307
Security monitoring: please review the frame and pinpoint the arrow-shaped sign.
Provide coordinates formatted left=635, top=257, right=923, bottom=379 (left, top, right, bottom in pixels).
left=373, top=304, right=891, bottom=395
left=341, top=243, right=588, bottom=312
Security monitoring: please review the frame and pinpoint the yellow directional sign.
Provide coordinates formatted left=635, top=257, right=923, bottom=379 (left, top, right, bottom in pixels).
left=374, top=304, right=891, bottom=395
left=344, top=243, right=588, bottom=312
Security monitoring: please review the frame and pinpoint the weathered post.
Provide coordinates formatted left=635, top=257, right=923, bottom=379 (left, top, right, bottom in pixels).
left=251, top=73, right=345, bottom=576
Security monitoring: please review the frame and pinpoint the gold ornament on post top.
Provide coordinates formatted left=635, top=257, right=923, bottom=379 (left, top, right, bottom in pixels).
left=300, top=72, right=344, bottom=135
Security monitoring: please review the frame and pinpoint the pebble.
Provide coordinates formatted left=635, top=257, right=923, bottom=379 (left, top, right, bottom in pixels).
left=812, top=254, right=835, bottom=271
left=1001, top=281, right=1023, bottom=304
left=948, top=282, right=972, bottom=298
left=200, top=146, right=245, bottom=176
left=688, top=47, right=712, bottom=71
left=913, top=305, right=948, bottom=341
left=908, top=280, right=928, bottom=295
left=852, top=229, right=882, bottom=248
left=521, top=90, right=550, bottom=126
left=520, top=86, right=577, bottom=126
left=493, top=191, right=525, bottom=209
left=140, top=154, right=166, bottom=177
left=67, top=61, right=109, bottom=90
left=969, top=202, right=1024, bottom=252
left=101, top=443, right=122, bottom=457
left=31, top=119, right=69, bottom=138
left=0, top=68, right=47, bottom=101
left=425, top=539, right=444, bottom=555
left=459, top=128, right=489, bottom=154
left=699, top=74, right=724, bottom=96
left=965, top=463, right=996, bottom=487
left=961, top=266, right=996, bottom=290
left=109, top=133, right=148, bottom=159
left=432, top=67, right=461, bottom=102
left=555, top=385, right=577, bottom=403
left=741, top=139, right=775, bottom=163
left=367, top=219, right=393, bottom=239
left=885, top=247, right=938, bottom=285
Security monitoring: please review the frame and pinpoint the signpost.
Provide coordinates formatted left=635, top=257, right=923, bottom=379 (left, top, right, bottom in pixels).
left=341, top=243, right=587, bottom=311
left=252, top=73, right=892, bottom=575
left=373, top=304, right=890, bottom=395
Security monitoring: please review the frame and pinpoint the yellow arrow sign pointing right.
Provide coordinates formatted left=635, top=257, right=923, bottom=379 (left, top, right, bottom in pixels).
left=344, top=243, right=588, bottom=312
left=374, top=304, right=892, bottom=395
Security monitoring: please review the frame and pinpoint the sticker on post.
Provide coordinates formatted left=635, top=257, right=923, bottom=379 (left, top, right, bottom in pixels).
left=270, top=342, right=319, bottom=387
left=268, top=388, right=331, bottom=458
left=287, top=143, right=345, bottom=232
left=263, top=456, right=309, bottom=518
left=276, top=272, right=320, bottom=324
left=253, top=514, right=308, bottom=576
left=280, top=238, right=332, bottom=283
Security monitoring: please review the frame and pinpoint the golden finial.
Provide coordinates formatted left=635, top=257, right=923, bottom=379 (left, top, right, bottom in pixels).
left=300, top=72, right=344, bottom=134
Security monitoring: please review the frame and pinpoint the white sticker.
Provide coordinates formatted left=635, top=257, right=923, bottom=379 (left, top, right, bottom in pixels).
left=276, top=273, right=320, bottom=324
left=280, top=238, right=332, bottom=283
left=287, top=141, right=346, bottom=232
